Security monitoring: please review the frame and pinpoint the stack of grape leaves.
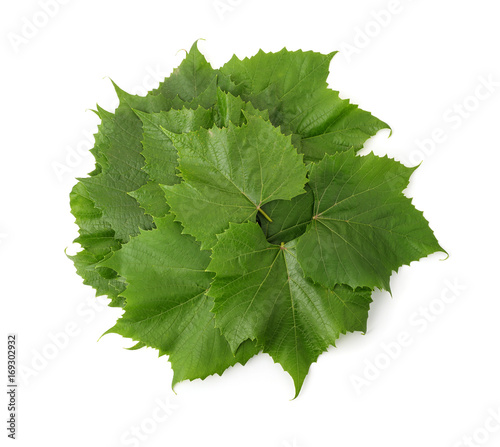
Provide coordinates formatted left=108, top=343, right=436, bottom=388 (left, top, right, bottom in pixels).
left=70, top=42, right=444, bottom=397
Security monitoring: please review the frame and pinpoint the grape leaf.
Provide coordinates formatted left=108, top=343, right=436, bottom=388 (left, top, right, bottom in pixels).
left=132, top=90, right=271, bottom=217
left=79, top=91, right=170, bottom=242
left=136, top=89, right=266, bottom=188
left=162, top=116, right=308, bottom=249
left=158, top=41, right=218, bottom=107
left=157, top=41, right=245, bottom=111
left=213, top=88, right=269, bottom=128
left=209, top=222, right=372, bottom=396
left=69, top=179, right=125, bottom=306
left=129, top=181, right=170, bottom=218
left=296, top=150, right=445, bottom=291
left=221, top=48, right=390, bottom=162
left=258, top=185, right=314, bottom=245
left=100, top=214, right=258, bottom=386
left=135, top=106, right=214, bottom=186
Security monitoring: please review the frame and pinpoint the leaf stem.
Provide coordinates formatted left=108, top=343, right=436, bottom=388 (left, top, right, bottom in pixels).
left=258, top=207, right=273, bottom=223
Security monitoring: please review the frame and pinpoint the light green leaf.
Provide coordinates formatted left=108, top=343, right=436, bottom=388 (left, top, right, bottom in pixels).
left=162, top=116, right=308, bottom=249
left=209, top=222, right=372, bottom=397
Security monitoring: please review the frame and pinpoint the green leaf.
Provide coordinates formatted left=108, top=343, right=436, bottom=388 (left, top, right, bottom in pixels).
left=70, top=182, right=120, bottom=258
left=213, top=88, right=269, bottom=128
left=296, top=150, right=445, bottom=291
left=129, top=181, right=170, bottom=218
left=209, top=222, right=372, bottom=396
left=221, top=48, right=389, bottom=162
left=258, top=186, right=314, bottom=245
left=68, top=182, right=125, bottom=305
left=136, top=90, right=265, bottom=187
left=297, top=92, right=391, bottom=163
left=101, top=215, right=258, bottom=386
left=133, top=91, right=270, bottom=219
left=70, top=251, right=126, bottom=308
left=136, top=106, right=214, bottom=186
left=222, top=48, right=335, bottom=103
left=79, top=90, right=171, bottom=242
left=159, top=41, right=219, bottom=107
left=162, top=116, right=308, bottom=249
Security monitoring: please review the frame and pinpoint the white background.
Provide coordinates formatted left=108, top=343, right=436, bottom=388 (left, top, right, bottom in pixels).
left=1, top=1, right=500, bottom=446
